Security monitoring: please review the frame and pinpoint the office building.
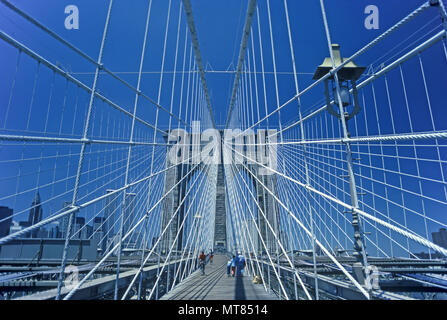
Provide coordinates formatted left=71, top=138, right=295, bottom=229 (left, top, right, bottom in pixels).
left=432, top=228, right=447, bottom=249
left=28, top=192, right=43, bottom=238
left=103, top=189, right=117, bottom=252
left=0, top=206, right=12, bottom=238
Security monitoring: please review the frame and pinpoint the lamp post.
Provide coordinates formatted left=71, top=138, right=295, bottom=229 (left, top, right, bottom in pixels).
left=313, top=44, right=369, bottom=286
left=313, top=44, right=365, bottom=120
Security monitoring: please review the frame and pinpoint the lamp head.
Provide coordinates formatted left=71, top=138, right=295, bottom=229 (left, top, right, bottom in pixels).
left=313, top=44, right=365, bottom=81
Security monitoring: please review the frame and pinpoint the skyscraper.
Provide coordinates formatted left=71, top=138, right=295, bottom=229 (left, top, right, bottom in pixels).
left=60, top=201, right=74, bottom=238
left=28, top=192, right=43, bottom=238
left=432, top=228, right=447, bottom=249
left=93, top=216, right=105, bottom=253
left=123, top=192, right=137, bottom=244
left=93, top=217, right=104, bottom=235
left=48, top=221, right=59, bottom=239
left=81, top=223, right=93, bottom=240
left=103, top=189, right=117, bottom=252
left=73, top=217, right=85, bottom=239
left=0, top=206, right=13, bottom=238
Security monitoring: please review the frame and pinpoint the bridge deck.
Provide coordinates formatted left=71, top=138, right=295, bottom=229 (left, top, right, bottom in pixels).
left=160, top=255, right=278, bottom=300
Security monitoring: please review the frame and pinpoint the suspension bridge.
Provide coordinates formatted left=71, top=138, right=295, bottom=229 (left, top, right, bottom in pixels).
left=0, top=0, right=447, bottom=300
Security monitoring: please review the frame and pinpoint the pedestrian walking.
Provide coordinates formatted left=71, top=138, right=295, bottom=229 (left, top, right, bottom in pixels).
left=230, top=255, right=237, bottom=277
left=236, top=252, right=246, bottom=276
left=226, top=259, right=232, bottom=277
left=198, top=251, right=207, bottom=275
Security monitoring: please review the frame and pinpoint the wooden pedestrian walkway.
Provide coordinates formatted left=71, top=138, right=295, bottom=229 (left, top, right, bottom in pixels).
left=160, top=255, right=278, bottom=300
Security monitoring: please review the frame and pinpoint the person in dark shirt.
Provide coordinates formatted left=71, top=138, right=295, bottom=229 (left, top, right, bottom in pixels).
left=198, top=251, right=207, bottom=275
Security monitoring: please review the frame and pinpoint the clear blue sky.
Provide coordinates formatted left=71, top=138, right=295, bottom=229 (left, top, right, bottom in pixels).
left=0, top=0, right=446, bottom=257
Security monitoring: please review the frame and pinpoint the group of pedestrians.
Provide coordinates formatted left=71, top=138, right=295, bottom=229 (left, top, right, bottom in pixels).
left=226, top=252, right=246, bottom=277
left=198, top=250, right=246, bottom=277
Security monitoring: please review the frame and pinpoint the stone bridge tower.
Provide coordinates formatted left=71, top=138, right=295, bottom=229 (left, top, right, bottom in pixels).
left=160, top=129, right=280, bottom=255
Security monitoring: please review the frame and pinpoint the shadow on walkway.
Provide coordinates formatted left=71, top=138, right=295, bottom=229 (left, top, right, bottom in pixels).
left=234, top=275, right=246, bottom=299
